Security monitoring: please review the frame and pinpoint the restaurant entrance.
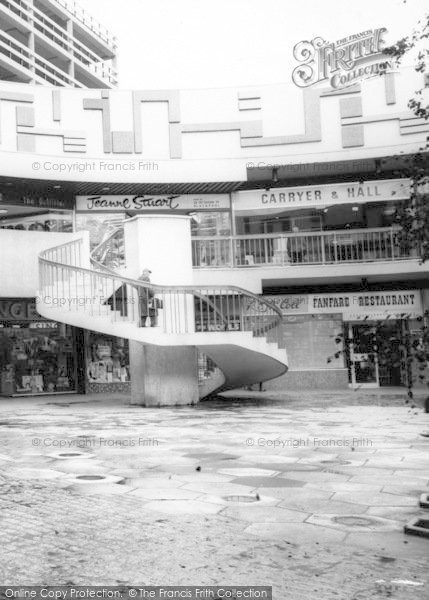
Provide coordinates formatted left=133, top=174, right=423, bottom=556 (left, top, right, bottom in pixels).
left=347, top=322, right=404, bottom=388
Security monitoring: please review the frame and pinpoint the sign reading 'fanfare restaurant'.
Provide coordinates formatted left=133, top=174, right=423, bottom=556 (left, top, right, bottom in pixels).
left=247, top=290, right=423, bottom=320
left=234, top=179, right=410, bottom=211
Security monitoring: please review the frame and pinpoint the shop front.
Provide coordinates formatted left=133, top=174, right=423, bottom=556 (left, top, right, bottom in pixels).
left=0, top=190, right=74, bottom=232
left=75, top=194, right=232, bottom=268
left=229, top=179, right=412, bottom=268
left=260, top=289, right=424, bottom=390
left=84, top=331, right=131, bottom=393
left=0, top=299, right=78, bottom=396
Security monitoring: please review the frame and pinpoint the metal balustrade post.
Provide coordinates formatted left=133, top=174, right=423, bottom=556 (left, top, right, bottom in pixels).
left=110, top=278, right=115, bottom=320
left=320, top=234, right=325, bottom=264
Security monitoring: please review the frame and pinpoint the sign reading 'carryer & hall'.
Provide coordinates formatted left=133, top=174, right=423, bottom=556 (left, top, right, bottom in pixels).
left=234, top=179, right=409, bottom=211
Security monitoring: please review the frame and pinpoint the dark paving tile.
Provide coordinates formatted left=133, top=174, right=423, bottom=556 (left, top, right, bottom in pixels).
left=184, top=452, right=240, bottom=461
left=231, top=476, right=306, bottom=488
left=198, top=461, right=252, bottom=470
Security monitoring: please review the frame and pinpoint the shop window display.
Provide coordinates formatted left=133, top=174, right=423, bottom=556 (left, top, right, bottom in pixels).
left=190, top=212, right=231, bottom=237
left=86, top=333, right=130, bottom=384
left=0, top=211, right=73, bottom=232
left=0, top=322, right=76, bottom=396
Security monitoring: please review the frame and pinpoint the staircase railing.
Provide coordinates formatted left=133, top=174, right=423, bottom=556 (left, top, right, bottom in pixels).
left=90, top=225, right=125, bottom=273
left=38, top=238, right=284, bottom=343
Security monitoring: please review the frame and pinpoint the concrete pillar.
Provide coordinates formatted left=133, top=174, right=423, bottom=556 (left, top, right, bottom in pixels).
left=124, top=215, right=200, bottom=406
left=124, top=214, right=193, bottom=284
left=27, top=0, right=36, bottom=83
left=66, top=19, right=75, bottom=81
left=129, top=342, right=199, bottom=406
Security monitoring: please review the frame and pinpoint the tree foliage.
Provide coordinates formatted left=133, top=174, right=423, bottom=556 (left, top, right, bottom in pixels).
left=327, top=13, right=429, bottom=407
left=383, top=10, right=429, bottom=264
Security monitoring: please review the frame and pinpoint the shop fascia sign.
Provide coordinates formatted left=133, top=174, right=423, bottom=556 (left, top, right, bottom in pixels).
left=310, top=291, right=422, bottom=314
left=247, top=291, right=422, bottom=319
left=292, top=28, right=394, bottom=89
left=234, top=179, right=410, bottom=211
left=76, top=194, right=230, bottom=212
left=0, top=299, right=43, bottom=321
left=0, top=193, right=72, bottom=210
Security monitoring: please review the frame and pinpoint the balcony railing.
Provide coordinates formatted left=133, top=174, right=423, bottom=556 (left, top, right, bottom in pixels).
left=192, top=227, right=418, bottom=268
left=0, top=29, right=86, bottom=86
left=53, top=0, right=116, bottom=48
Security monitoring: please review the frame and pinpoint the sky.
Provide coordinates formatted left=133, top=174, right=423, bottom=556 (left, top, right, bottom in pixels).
left=78, top=0, right=428, bottom=89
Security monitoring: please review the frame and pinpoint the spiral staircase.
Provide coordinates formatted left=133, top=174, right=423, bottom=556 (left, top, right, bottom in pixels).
left=36, top=229, right=288, bottom=399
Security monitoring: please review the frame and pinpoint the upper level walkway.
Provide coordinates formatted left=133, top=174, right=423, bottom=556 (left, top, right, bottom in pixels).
left=192, top=227, right=418, bottom=269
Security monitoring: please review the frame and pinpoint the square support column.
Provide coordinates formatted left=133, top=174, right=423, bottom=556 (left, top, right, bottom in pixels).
left=129, top=341, right=199, bottom=406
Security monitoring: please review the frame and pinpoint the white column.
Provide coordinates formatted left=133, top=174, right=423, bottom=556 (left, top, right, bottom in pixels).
left=124, top=215, right=200, bottom=406
left=124, top=214, right=193, bottom=284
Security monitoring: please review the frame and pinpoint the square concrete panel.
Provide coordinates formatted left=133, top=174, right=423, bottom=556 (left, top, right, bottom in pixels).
left=112, top=131, right=134, bottom=153
left=340, top=96, right=363, bottom=119
left=16, top=133, right=36, bottom=152
left=342, top=125, right=364, bottom=147
left=16, top=105, right=35, bottom=127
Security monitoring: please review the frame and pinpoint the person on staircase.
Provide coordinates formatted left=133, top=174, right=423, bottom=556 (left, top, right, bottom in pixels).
left=137, top=268, right=155, bottom=327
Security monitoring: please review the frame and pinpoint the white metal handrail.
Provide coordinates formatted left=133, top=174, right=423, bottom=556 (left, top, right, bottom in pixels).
left=192, top=227, right=417, bottom=268
left=39, top=238, right=283, bottom=341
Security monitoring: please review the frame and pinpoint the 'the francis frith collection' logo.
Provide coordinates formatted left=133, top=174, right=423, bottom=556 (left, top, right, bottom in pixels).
left=292, top=28, right=393, bottom=89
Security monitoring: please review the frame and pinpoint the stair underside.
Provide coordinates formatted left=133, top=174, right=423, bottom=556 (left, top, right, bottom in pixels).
left=37, top=303, right=288, bottom=390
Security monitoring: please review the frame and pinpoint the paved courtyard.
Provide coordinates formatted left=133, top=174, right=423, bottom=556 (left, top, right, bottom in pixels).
left=0, top=389, right=428, bottom=599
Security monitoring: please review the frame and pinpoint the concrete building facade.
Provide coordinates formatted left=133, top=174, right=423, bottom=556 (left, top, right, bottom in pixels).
left=0, top=60, right=428, bottom=399
left=0, top=0, right=117, bottom=88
